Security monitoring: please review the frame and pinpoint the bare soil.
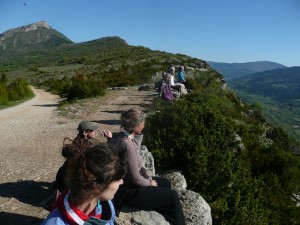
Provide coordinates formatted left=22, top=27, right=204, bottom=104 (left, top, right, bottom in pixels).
left=0, top=86, right=157, bottom=225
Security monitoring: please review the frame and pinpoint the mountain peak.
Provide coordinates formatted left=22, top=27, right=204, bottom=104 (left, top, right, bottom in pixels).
left=0, top=21, right=50, bottom=41
left=21, top=21, right=51, bottom=31
left=0, top=21, right=72, bottom=51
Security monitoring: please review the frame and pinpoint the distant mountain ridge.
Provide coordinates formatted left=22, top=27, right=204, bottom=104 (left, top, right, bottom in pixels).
left=207, top=61, right=287, bottom=80
left=0, top=21, right=131, bottom=68
left=229, top=66, right=300, bottom=141
left=0, top=21, right=73, bottom=52
left=229, top=66, right=300, bottom=102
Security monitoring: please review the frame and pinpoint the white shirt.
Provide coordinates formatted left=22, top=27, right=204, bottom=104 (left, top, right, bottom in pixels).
left=170, top=75, right=175, bottom=86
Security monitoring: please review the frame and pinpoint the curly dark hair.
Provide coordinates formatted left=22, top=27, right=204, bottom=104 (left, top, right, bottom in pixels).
left=67, top=142, right=127, bottom=206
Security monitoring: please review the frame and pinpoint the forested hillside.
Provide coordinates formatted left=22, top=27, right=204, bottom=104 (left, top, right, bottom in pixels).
left=229, top=66, right=300, bottom=142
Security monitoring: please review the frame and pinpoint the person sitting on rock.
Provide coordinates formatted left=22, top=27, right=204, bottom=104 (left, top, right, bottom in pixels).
left=177, top=65, right=191, bottom=91
left=41, top=142, right=127, bottom=225
left=160, top=73, right=179, bottom=101
left=74, top=121, right=112, bottom=146
left=169, top=66, right=187, bottom=96
left=51, top=121, right=112, bottom=208
left=109, top=108, right=186, bottom=225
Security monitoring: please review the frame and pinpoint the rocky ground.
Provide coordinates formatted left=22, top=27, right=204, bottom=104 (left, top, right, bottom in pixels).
left=0, top=86, right=157, bottom=225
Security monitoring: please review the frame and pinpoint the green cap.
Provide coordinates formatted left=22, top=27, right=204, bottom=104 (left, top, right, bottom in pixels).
left=77, top=121, right=98, bottom=132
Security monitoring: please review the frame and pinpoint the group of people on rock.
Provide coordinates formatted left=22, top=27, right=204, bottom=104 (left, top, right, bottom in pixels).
left=41, top=108, right=186, bottom=225
left=159, top=65, right=191, bottom=101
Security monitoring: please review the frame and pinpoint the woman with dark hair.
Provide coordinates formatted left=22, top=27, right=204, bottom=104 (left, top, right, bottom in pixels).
left=110, top=108, right=186, bottom=225
left=41, top=142, right=127, bottom=225
left=54, top=121, right=112, bottom=193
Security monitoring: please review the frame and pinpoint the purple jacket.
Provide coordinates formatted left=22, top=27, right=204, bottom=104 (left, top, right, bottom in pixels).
left=160, top=82, right=173, bottom=101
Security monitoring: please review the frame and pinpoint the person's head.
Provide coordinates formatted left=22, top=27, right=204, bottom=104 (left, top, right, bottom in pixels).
left=120, top=108, right=146, bottom=134
left=67, top=142, right=127, bottom=205
left=61, top=138, right=84, bottom=159
left=179, top=65, right=184, bottom=71
left=77, top=121, right=99, bottom=139
left=164, top=73, right=172, bottom=83
left=169, top=66, right=175, bottom=75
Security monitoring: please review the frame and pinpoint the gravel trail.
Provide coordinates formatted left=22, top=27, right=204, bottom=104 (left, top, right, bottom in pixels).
left=0, top=86, right=157, bottom=225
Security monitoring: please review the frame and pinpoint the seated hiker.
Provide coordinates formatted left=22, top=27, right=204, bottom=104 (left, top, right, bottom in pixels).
left=51, top=121, right=112, bottom=208
left=177, top=65, right=191, bottom=91
left=41, top=142, right=127, bottom=225
left=160, top=73, right=179, bottom=101
left=109, top=108, right=186, bottom=225
left=74, top=120, right=112, bottom=145
left=169, top=66, right=187, bottom=96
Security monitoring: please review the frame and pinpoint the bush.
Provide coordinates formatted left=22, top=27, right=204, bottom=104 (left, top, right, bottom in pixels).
left=7, top=78, right=32, bottom=101
left=0, top=82, right=8, bottom=104
left=65, top=72, right=105, bottom=100
left=144, top=96, right=237, bottom=200
left=144, top=88, right=300, bottom=224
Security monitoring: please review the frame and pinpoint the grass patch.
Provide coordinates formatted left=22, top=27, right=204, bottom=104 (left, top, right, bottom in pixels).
left=39, top=64, right=84, bottom=72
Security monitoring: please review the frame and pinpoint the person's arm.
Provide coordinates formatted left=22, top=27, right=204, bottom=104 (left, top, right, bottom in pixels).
left=124, top=141, right=152, bottom=187
left=134, top=134, right=143, bottom=150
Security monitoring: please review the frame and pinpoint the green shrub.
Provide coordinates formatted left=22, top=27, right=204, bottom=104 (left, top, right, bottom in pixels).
left=0, top=82, right=8, bottom=104
left=65, top=72, right=105, bottom=100
left=144, top=97, right=237, bottom=200
left=7, top=78, right=33, bottom=101
left=144, top=87, right=300, bottom=224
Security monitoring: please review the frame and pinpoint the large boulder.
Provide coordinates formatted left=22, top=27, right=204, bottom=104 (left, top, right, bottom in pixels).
left=164, top=172, right=212, bottom=225
left=139, top=145, right=155, bottom=176
left=115, top=210, right=170, bottom=225
left=179, top=189, right=212, bottom=225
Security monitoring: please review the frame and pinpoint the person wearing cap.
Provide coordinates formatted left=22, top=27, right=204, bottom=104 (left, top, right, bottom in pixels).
left=109, top=108, right=186, bottom=225
left=50, top=121, right=112, bottom=210
left=75, top=121, right=113, bottom=144
left=76, top=121, right=100, bottom=140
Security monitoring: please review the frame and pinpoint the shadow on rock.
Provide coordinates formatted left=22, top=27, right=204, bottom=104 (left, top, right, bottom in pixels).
left=0, top=212, right=43, bottom=225
left=0, top=180, right=53, bottom=209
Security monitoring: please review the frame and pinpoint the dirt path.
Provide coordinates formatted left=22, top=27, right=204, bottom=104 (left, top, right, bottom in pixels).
left=0, top=86, right=157, bottom=225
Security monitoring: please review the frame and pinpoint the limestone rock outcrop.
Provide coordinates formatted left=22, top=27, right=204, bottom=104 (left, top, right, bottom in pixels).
left=115, top=145, right=212, bottom=225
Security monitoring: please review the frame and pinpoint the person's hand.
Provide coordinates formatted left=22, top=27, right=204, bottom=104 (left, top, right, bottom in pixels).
left=102, top=130, right=112, bottom=138
left=150, top=180, right=157, bottom=187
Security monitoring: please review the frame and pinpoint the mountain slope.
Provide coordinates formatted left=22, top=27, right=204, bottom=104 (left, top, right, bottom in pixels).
left=208, top=61, right=286, bottom=80
left=229, top=66, right=300, bottom=141
left=229, top=66, right=300, bottom=102
left=0, top=21, right=72, bottom=52
left=0, top=35, right=130, bottom=69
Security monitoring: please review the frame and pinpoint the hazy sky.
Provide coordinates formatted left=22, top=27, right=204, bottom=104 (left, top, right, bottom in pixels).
left=1, top=0, right=300, bottom=67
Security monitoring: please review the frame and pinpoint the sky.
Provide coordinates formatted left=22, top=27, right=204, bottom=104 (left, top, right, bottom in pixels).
left=0, top=0, right=300, bottom=67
